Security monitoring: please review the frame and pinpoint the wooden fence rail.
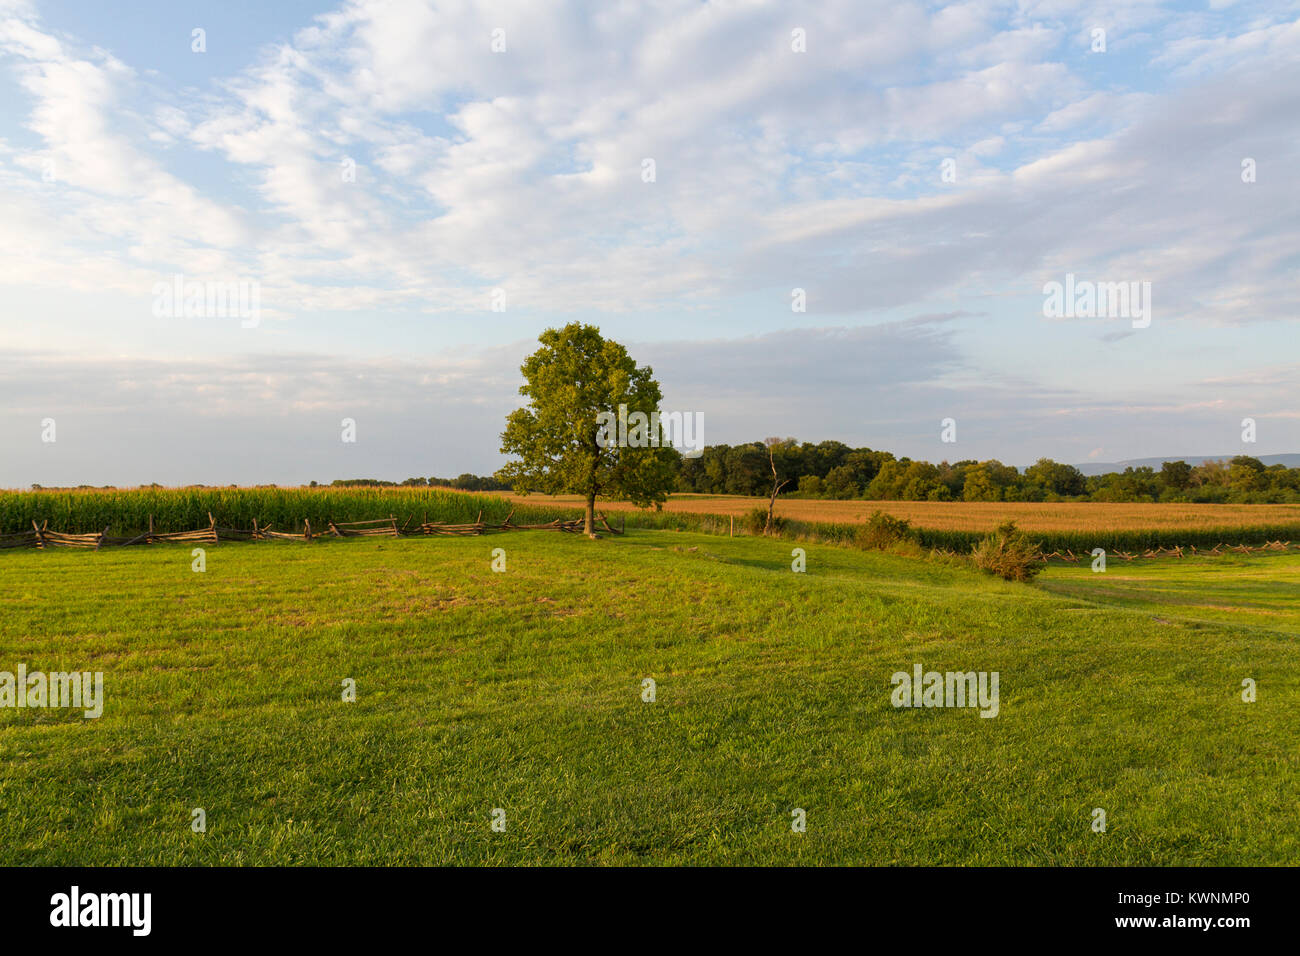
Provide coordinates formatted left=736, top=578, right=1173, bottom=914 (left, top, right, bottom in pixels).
left=0, top=511, right=624, bottom=551
left=1034, top=541, right=1299, bottom=562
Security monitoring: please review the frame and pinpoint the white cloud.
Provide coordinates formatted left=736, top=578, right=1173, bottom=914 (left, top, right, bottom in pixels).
left=0, top=0, right=1294, bottom=324
left=0, top=0, right=1297, bottom=480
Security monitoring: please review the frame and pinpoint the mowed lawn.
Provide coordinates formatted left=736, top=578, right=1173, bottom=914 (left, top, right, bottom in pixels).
left=0, top=532, right=1296, bottom=865
left=1040, top=553, right=1300, bottom=636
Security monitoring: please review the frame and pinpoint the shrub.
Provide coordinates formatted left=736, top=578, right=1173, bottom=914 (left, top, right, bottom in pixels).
left=744, top=507, right=786, bottom=535
left=970, top=520, right=1043, bottom=582
left=855, top=510, right=915, bottom=550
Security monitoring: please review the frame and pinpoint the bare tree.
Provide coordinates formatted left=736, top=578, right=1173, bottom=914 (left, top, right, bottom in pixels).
left=763, top=437, right=793, bottom=535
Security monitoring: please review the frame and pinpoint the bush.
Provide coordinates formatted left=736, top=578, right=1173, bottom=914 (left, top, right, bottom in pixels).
left=970, top=520, right=1043, bottom=582
left=855, top=510, right=914, bottom=550
left=797, top=475, right=824, bottom=498
left=744, top=506, right=786, bottom=535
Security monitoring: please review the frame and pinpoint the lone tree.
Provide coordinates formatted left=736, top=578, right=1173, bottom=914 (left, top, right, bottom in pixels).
left=763, top=437, right=796, bottom=534
left=499, top=323, right=678, bottom=537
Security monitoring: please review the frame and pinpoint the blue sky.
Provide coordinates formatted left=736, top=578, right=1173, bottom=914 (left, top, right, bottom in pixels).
left=1, top=0, right=1298, bottom=486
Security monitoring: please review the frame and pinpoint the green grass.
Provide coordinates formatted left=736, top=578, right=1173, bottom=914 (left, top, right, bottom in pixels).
left=1039, top=553, right=1300, bottom=635
left=1, top=531, right=1296, bottom=865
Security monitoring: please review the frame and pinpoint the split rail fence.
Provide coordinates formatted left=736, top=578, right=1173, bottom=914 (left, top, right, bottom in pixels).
left=4, top=514, right=1294, bottom=562
left=0, top=509, right=625, bottom=551
left=1035, top=541, right=1300, bottom=562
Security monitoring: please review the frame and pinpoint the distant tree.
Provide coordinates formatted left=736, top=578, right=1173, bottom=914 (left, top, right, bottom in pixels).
left=1263, top=465, right=1300, bottom=495
left=1158, top=460, right=1192, bottom=492
left=808, top=440, right=850, bottom=476
left=1190, top=459, right=1229, bottom=488
left=897, top=461, right=944, bottom=500
left=865, top=459, right=909, bottom=499
left=981, top=460, right=1023, bottom=498
left=822, top=464, right=859, bottom=499
left=797, top=474, right=825, bottom=497
left=675, top=455, right=705, bottom=493
left=702, top=445, right=729, bottom=493
left=762, top=437, right=797, bottom=534
left=962, top=464, right=999, bottom=501
left=499, top=323, right=677, bottom=537
left=1024, top=458, right=1086, bottom=497
left=1228, top=455, right=1267, bottom=492
left=724, top=443, right=769, bottom=496
left=1091, top=466, right=1159, bottom=502
left=937, top=459, right=975, bottom=499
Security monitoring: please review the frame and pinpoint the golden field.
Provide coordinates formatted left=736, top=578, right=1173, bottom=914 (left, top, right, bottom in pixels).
left=495, top=492, right=1300, bottom=533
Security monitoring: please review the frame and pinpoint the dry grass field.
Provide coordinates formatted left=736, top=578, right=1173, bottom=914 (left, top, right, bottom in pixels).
left=495, top=493, right=1300, bottom=533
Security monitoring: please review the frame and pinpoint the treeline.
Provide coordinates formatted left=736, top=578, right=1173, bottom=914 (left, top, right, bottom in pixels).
left=436, top=440, right=1300, bottom=504
left=19, top=449, right=1299, bottom=506
left=671, top=441, right=1300, bottom=504
left=323, top=475, right=512, bottom=492
left=78, top=446, right=1289, bottom=504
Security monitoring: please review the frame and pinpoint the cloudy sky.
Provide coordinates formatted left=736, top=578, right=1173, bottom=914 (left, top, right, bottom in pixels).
left=1, top=0, right=1297, bottom=487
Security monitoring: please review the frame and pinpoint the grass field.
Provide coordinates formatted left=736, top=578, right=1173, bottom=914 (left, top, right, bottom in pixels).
left=1039, top=553, right=1300, bottom=635
left=2, top=530, right=1295, bottom=865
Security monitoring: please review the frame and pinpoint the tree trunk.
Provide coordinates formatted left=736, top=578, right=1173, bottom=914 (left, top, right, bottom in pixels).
left=584, top=490, right=596, bottom=537
left=764, top=482, right=788, bottom=534
left=764, top=446, right=789, bottom=536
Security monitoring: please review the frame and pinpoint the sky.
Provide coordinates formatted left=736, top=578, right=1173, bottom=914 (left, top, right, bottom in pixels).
left=1, top=0, right=1297, bottom=487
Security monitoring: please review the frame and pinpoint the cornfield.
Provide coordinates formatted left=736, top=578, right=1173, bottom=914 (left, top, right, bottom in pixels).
left=4, top=487, right=1298, bottom=555
left=0, top=487, right=559, bottom=536
left=503, top=493, right=1300, bottom=532
left=504, top=493, right=1300, bottom=553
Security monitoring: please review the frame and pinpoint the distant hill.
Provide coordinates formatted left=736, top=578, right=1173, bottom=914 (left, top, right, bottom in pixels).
left=1073, top=454, right=1300, bottom=477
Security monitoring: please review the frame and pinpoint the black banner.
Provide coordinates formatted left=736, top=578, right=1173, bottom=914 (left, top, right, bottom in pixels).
left=0, top=866, right=1284, bottom=942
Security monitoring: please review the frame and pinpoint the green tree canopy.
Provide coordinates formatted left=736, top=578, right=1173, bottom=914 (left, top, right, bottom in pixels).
left=499, top=323, right=678, bottom=536
left=1159, top=460, right=1193, bottom=491
left=1024, top=458, right=1086, bottom=497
